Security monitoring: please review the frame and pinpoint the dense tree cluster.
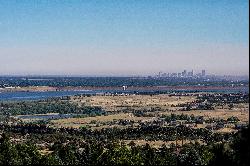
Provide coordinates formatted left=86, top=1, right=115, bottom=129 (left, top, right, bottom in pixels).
left=172, top=93, right=248, bottom=111
left=197, top=93, right=249, bottom=104
left=0, top=100, right=105, bottom=116
left=0, top=124, right=234, bottom=144
left=0, top=127, right=248, bottom=165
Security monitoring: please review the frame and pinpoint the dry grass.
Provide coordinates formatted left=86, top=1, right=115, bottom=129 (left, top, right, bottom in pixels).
left=51, top=94, right=248, bottom=129
left=213, top=127, right=238, bottom=133
left=159, top=108, right=249, bottom=122
left=71, top=94, right=196, bottom=111
left=51, top=113, right=151, bottom=128
left=39, top=149, right=53, bottom=155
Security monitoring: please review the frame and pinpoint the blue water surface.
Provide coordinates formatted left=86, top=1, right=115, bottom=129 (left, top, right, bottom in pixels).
left=0, top=88, right=248, bottom=101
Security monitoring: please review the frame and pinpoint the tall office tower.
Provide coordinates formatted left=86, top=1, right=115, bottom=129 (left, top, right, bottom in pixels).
left=202, top=70, right=206, bottom=77
left=182, top=70, right=187, bottom=77
left=187, top=70, right=193, bottom=77
left=191, top=70, right=193, bottom=77
left=158, top=71, right=162, bottom=77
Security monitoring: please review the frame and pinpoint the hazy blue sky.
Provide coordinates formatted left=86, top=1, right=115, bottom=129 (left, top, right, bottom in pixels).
left=0, top=0, right=249, bottom=76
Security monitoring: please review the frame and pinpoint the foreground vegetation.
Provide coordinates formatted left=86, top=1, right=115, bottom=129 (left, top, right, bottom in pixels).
left=0, top=91, right=248, bottom=165
left=0, top=126, right=248, bottom=165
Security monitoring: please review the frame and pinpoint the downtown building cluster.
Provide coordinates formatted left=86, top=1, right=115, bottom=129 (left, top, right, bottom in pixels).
left=157, top=70, right=206, bottom=78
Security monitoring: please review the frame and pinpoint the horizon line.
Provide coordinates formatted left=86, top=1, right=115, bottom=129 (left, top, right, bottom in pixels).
left=0, top=74, right=249, bottom=78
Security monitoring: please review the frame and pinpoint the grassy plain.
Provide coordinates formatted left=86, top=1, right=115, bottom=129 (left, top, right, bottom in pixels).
left=50, top=94, right=249, bottom=129
left=70, top=94, right=196, bottom=111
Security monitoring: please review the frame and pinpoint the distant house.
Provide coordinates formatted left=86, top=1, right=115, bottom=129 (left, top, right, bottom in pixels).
left=224, top=123, right=235, bottom=128
left=205, top=123, right=216, bottom=130
left=169, top=120, right=187, bottom=126
left=169, top=120, right=177, bottom=126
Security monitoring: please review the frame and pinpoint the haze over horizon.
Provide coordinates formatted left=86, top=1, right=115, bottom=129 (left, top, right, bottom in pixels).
left=0, top=0, right=249, bottom=76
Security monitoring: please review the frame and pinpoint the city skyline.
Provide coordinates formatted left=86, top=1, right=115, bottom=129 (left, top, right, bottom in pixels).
left=1, top=69, right=249, bottom=78
left=0, top=0, right=249, bottom=76
left=156, top=69, right=205, bottom=78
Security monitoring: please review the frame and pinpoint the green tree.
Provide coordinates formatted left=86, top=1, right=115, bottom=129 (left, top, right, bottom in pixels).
left=0, top=133, right=20, bottom=165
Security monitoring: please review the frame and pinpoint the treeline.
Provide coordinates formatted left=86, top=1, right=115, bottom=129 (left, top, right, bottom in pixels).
left=0, top=100, right=105, bottom=116
left=0, top=127, right=248, bottom=165
left=0, top=124, right=234, bottom=144
left=172, top=93, right=249, bottom=111
left=1, top=76, right=248, bottom=87
left=197, top=93, right=249, bottom=104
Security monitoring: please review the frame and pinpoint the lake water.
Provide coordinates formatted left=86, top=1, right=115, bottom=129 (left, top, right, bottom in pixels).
left=0, top=87, right=248, bottom=101
left=0, top=90, right=97, bottom=101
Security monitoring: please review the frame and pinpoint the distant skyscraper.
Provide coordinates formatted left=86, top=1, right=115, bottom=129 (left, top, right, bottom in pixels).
left=162, top=73, right=167, bottom=77
left=187, top=70, right=193, bottom=77
left=158, top=71, right=162, bottom=77
left=182, top=70, right=187, bottom=77
left=202, top=70, right=206, bottom=76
